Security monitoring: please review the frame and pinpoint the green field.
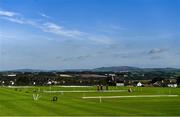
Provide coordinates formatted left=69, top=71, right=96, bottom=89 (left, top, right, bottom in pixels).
left=0, top=86, right=180, bottom=116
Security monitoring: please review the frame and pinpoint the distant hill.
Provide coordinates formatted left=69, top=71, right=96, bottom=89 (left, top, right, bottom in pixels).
left=93, top=66, right=180, bottom=72
left=1, top=66, right=179, bottom=73
left=142, top=68, right=179, bottom=72
left=93, top=66, right=141, bottom=72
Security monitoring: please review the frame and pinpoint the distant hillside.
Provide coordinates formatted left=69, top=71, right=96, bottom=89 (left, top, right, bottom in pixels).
left=93, top=66, right=141, bottom=72
left=93, top=66, right=180, bottom=72
left=142, top=68, right=179, bottom=72
left=1, top=67, right=179, bottom=73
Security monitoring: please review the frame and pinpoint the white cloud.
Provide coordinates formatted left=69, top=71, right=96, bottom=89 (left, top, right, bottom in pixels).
left=42, top=22, right=85, bottom=38
left=1, top=17, right=25, bottom=24
left=39, top=12, right=50, bottom=18
left=0, top=9, right=114, bottom=44
left=0, top=11, right=84, bottom=38
left=0, top=10, right=35, bottom=25
left=43, top=22, right=63, bottom=31
left=0, top=10, right=18, bottom=17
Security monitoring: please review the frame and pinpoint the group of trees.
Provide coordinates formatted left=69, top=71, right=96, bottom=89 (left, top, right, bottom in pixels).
left=0, top=72, right=107, bottom=86
left=0, top=71, right=179, bottom=86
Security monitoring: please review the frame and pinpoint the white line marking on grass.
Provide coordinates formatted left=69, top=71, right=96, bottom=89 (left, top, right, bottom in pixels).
left=6, top=86, right=33, bottom=88
left=43, top=90, right=127, bottom=93
left=82, top=95, right=179, bottom=99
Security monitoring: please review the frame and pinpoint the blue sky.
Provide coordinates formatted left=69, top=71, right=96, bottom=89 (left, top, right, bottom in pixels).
left=0, top=0, right=180, bottom=70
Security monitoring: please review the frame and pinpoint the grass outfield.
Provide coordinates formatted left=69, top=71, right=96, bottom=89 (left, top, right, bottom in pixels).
left=0, top=86, right=180, bottom=116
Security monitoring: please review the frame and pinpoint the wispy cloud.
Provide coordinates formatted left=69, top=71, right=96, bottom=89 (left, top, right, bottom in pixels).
left=0, top=10, right=19, bottom=17
left=39, top=12, right=50, bottom=18
left=94, top=22, right=127, bottom=35
left=148, top=48, right=168, bottom=54
left=42, top=22, right=85, bottom=38
left=1, top=17, right=25, bottom=24
left=0, top=10, right=38, bottom=26
left=0, top=10, right=85, bottom=38
left=0, top=9, right=114, bottom=44
left=0, top=10, right=25, bottom=24
left=60, top=55, right=92, bottom=62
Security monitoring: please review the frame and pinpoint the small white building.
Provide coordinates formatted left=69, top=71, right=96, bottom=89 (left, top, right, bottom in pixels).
left=137, top=82, right=143, bottom=87
left=60, top=74, right=72, bottom=77
left=167, top=84, right=177, bottom=88
left=116, top=83, right=124, bottom=87
left=47, top=81, right=52, bottom=85
left=7, top=74, right=16, bottom=77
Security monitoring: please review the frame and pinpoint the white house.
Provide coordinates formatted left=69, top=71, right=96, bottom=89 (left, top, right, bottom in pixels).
left=137, top=82, right=143, bottom=87
left=60, top=74, right=72, bottom=77
left=6, top=74, right=16, bottom=77
left=116, top=83, right=124, bottom=87
left=47, top=81, right=52, bottom=85
left=167, top=84, right=177, bottom=88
